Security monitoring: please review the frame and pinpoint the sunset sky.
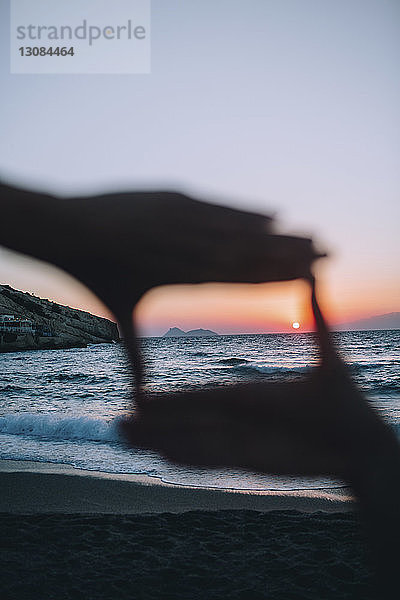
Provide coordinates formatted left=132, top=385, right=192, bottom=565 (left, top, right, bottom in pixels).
left=0, top=0, right=399, bottom=336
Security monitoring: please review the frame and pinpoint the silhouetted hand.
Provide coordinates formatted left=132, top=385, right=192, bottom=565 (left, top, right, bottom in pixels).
left=0, top=185, right=319, bottom=307
left=0, top=183, right=321, bottom=387
left=122, top=281, right=396, bottom=483
left=122, top=282, right=400, bottom=595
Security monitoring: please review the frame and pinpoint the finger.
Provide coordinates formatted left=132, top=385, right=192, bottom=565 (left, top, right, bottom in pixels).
left=116, top=309, right=145, bottom=405
left=232, top=233, right=323, bottom=282
left=310, top=278, right=338, bottom=365
left=123, top=382, right=302, bottom=452
left=161, top=232, right=323, bottom=286
left=135, top=193, right=274, bottom=242
left=123, top=404, right=343, bottom=476
left=185, top=194, right=274, bottom=235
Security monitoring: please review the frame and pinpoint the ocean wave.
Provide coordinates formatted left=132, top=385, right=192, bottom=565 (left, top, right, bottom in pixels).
left=0, top=413, right=122, bottom=443
left=231, top=364, right=311, bottom=377
left=217, top=357, right=250, bottom=366
left=366, top=381, right=400, bottom=394
left=49, top=373, right=110, bottom=383
left=349, top=362, right=399, bottom=372
left=0, top=385, right=26, bottom=392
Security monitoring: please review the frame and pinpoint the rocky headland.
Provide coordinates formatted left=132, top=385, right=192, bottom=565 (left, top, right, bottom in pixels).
left=0, top=284, right=119, bottom=352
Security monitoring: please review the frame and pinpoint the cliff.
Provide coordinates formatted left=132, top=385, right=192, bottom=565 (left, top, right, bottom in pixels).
left=0, top=284, right=119, bottom=352
left=163, top=327, right=219, bottom=338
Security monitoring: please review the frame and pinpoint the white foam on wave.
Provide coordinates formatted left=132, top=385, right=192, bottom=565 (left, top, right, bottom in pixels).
left=233, top=364, right=311, bottom=375
left=0, top=413, right=122, bottom=443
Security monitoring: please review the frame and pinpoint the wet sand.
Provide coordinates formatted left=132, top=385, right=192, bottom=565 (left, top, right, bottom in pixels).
left=0, top=459, right=355, bottom=514
left=1, top=460, right=376, bottom=599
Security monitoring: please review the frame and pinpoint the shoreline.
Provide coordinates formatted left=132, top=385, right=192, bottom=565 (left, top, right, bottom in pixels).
left=0, top=339, right=118, bottom=354
left=0, top=458, right=356, bottom=514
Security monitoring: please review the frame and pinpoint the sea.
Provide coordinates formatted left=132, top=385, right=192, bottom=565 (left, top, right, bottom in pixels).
left=1, top=330, right=399, bottom=493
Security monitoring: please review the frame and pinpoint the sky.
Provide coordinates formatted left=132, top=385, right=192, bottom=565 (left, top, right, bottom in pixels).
left=0, top=0, right=399, bottom=335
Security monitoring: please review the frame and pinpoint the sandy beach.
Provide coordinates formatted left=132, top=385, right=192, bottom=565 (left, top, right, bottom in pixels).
left=1, top=461, right=376, bottom=599
left=0, top=458, right=355, bottom=514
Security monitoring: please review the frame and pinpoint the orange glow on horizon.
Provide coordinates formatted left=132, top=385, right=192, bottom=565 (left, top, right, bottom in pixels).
left=3, top=253, right=397, bottom=336
left=135, top=281, right=316, bottom=335
left=134, top=274, right=400, bottom=336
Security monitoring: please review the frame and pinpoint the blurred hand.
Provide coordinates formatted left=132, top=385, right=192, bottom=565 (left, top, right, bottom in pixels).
left=42, top=190, right=320, bottom=313
left=1, top=183, right=322, bottom=387
left=122, top=281, right=392, bottom=483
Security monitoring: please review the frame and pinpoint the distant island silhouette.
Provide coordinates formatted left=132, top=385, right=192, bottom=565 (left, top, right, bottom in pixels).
left=163, top=327, right=220, bottom=338
left=161, top=313, right=400, bottom=338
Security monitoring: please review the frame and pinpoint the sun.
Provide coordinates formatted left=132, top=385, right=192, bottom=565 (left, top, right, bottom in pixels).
left=292, top=322, right=300, bottom=329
